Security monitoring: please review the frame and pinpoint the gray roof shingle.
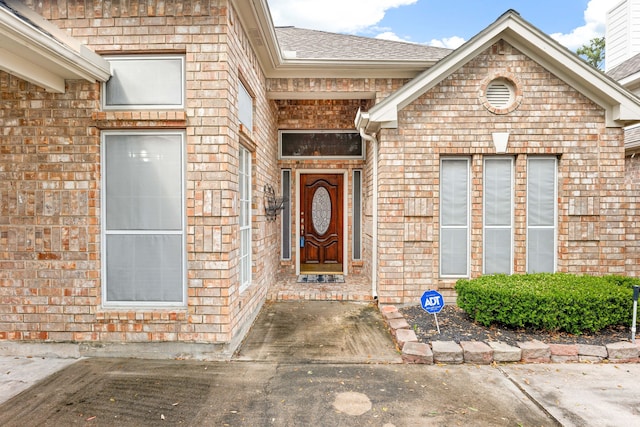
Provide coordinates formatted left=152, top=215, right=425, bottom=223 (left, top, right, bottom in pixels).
left=607, top=52, right=640, bottom=81
left=274, top=27, right=452, bottom=62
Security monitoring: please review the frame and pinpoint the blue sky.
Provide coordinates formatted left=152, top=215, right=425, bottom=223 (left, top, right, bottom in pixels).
left=267, top=0, right=608, bottom=51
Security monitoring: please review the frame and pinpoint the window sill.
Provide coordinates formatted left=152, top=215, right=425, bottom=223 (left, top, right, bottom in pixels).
left=93, top=111, right=187, bottom=129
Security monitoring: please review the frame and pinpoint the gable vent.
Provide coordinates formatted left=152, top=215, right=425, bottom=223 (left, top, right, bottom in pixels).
left=486, top=80, right=513, bottom=108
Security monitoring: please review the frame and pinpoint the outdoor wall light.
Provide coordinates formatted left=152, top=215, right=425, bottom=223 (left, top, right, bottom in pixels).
left=264, top=184, right=286, bottom=221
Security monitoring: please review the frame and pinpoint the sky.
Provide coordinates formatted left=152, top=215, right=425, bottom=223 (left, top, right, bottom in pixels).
left=266, top=0, right=610, bottom=51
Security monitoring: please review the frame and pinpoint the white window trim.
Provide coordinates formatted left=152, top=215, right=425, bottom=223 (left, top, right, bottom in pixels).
left=239, top=145, right=252, bottom=293
left=281, top=169, right=292, bottom=261
left=526, top=156, right=558, bottom=273
left=102, top=54, right=185, bottom=110
left=483, top=157, right=514, bottom=275
left=439, top=157, right=471, bottom=278
left=100, top=130, right=187, bottom=308
left=352, top=169, right=363, bottom=261
left=238, top=80, right=254, bottom=132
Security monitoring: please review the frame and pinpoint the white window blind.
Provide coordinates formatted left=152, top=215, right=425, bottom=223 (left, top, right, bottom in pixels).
left=483, top=158, right=513, bottom=274
left=440, top=158, right=470, bottom=277
left=102, top=132, right=185, bottom=305
left=238, top=81, right=253, bottom=131
left=104, top=55, right=184, bottom=109
left=527, top=157, right=557, bottom=273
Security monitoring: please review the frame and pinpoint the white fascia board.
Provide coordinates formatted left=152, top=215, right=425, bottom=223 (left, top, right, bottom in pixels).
left=0, top=46, right=65, bottom=92
left=367, top=12, right=640, bottom=129
left=231, top=0, right=283, bottom=74
left=0, top=2, right=110, bottom=92
left=366, top=27, right=505, bottom=126
left=268, top=91, right=376, bottom=100
left=506, top=23, right=640, bottom=125
left=618, top=71, right=640, bottom=90
left=269, top=60, right=436, bottom=79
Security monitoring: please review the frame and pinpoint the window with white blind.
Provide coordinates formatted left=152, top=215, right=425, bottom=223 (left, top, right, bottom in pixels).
left=353, top=170, right=362, bottom=261
left=102, top=131, right=186, bottom=305
left=239, top=146, right=252, bottom=292
left=527, top=157, right=557, bottom=273
left=238, top=81, right=253, bottom=131
left=281, top=169, right=292, bottom=260
left=440, top=158, right=470, bottom=277
left=103, top=55, right=185, bottom=110
left=483, top=158, right=513, bottom=274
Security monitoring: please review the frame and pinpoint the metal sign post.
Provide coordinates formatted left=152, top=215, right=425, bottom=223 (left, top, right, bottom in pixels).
left=420, top=290, right=445, bottom=334
left=632, top=286, right=639, bottom=344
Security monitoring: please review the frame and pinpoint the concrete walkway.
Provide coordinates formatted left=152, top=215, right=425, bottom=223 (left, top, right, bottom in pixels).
left=233, top=300, right=401, bottom=363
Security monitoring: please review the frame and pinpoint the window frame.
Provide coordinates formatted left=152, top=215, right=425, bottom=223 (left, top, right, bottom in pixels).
left=239, top=145, right=252, bottom=293
left=102, top=54, right=185, bottom=110
left=526, top=156, right=558, bottom=273
left=281, top=169, right=292, bottom=261
left=278, top=130, right=365, bottom=160
left=439, top=157, right=471, bottom=278
left=101, top=130, right=187, bottom=308
left=238, top=79, right=254, bottom=132
left=352, top=169, right=363, bottom=261
left=483, top=157, right=514, bottom=275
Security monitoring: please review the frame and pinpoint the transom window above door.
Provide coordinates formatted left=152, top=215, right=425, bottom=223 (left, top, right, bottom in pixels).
left=279, top=131, right=364, bottom=159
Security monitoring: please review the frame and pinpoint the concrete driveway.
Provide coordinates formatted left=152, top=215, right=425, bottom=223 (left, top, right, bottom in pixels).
left=1, top=302, right=639, bottom=426
left=0, top=358, right=555, bottom=426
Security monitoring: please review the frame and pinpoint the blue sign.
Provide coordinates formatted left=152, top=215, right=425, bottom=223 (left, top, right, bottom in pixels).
left=421, top=290, right=445, bottom=314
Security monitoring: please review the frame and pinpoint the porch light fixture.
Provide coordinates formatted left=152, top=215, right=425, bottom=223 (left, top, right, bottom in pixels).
left=264, top=184, right=286, bottom=221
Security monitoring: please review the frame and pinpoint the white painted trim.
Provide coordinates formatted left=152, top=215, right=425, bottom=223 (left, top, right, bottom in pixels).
left=0, top=1, right=110, bottom=92
left=100, top=130, right=188, bottom=308
left=358, top=128, right=378, bottom=299
left=294, top=170, right=349, bottom=276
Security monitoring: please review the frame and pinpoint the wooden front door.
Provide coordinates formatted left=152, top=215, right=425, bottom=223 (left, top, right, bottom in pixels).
left=300, top=174, right=343, bottom=273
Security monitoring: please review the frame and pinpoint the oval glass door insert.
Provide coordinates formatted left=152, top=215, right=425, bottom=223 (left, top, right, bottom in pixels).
left=312, top=187, right=331, bottom=235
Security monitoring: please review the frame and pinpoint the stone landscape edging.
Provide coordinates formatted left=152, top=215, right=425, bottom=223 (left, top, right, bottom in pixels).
left=381, top=305, right=640, bottom=365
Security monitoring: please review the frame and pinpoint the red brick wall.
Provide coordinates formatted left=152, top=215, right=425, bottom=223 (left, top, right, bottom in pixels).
left=0, top=74, right=102, bottom=341
left=0, top=0, right=279, bottom=346
left=375, top=40, right=630, bottom=304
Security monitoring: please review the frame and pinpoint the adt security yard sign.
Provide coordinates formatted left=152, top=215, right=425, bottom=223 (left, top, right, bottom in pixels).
left=421, top=290, right=445, bottom=314
left=420, top=290, right=445, bottom=334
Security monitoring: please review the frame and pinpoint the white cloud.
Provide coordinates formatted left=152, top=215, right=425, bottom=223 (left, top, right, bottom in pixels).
left=375, top=31, right=413, bottom=42
left=428, top=36, right=465, bottom=49
left=268, top=0, right=417, bottom=33
left=550, top=0, right=608, bottom=50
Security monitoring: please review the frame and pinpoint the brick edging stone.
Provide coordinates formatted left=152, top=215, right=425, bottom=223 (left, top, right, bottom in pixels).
left=380, top=305, right=640, bottom=365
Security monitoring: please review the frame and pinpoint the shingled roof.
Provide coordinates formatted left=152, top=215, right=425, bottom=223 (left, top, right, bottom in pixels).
left=274, top=27, right=452, bottom=62
left=607, top=52, right=640, bottom=81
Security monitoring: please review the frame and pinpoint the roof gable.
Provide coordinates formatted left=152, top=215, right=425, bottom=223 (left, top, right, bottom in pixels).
left=356, top=10, right=640, bottom=131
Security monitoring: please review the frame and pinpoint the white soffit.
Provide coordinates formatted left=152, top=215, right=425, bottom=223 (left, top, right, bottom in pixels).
left=0, top=0, right=110, bottom=93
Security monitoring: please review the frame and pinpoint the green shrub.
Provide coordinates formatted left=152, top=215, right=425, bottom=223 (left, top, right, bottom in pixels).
left=455, top=273, right=638, bottom=334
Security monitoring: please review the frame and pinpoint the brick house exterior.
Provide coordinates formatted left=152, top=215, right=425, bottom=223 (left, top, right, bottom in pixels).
left=2, top=1, right=640, bottom=358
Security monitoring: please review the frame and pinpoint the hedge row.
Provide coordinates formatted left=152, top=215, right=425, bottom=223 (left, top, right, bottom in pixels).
left=455, top=273, right=638, bottom=335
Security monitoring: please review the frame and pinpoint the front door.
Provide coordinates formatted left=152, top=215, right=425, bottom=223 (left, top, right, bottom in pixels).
left=300, top=174, right=343, bottom=273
